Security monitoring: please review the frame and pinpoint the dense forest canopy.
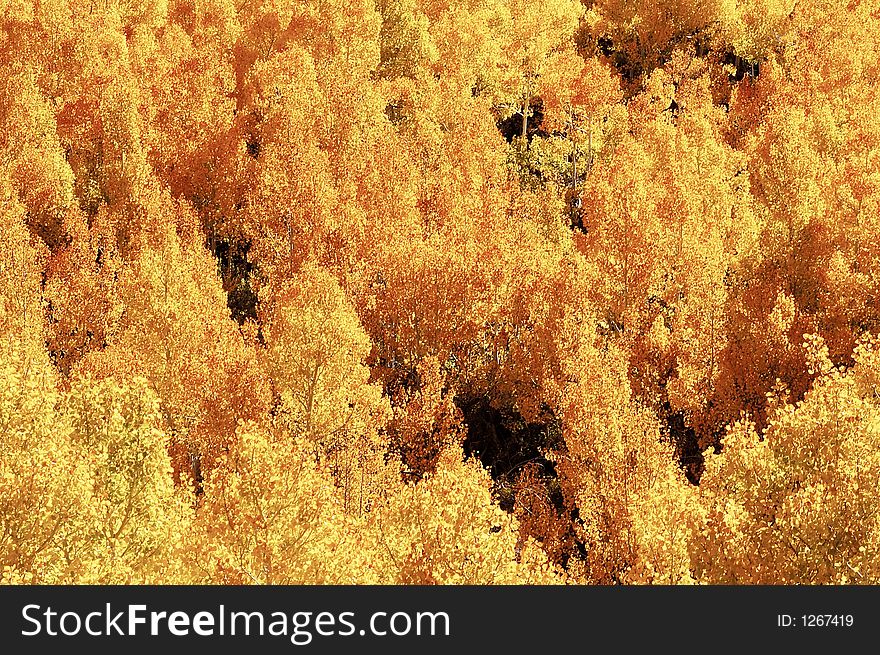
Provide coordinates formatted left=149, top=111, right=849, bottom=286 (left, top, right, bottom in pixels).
left=1, top=0, right=880, bottom=584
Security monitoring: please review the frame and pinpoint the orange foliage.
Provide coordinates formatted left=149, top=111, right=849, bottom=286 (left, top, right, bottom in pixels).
left=2, top=0, right=880, bottom=585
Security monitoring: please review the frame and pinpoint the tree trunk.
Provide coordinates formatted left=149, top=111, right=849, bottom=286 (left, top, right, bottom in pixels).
left=521, top=78, right=530, bottom=152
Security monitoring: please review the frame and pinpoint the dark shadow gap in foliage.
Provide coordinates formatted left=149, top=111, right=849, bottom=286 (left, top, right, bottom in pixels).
left=663, top=407, right=706, bottom=485
left=209, top=237, right=259, bottom=324
left=495, top=97, right=548, bottom=145
left=722, top=49, right=761, bottom=83
left=458, top=398, right=563, bottom=509
left=457, top=397, right=590, bottom=569
left=245, top=136, right=261, bottom=159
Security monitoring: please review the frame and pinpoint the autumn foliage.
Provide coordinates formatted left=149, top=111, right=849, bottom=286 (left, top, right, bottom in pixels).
left=2, top=0, right=880, bottom=585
